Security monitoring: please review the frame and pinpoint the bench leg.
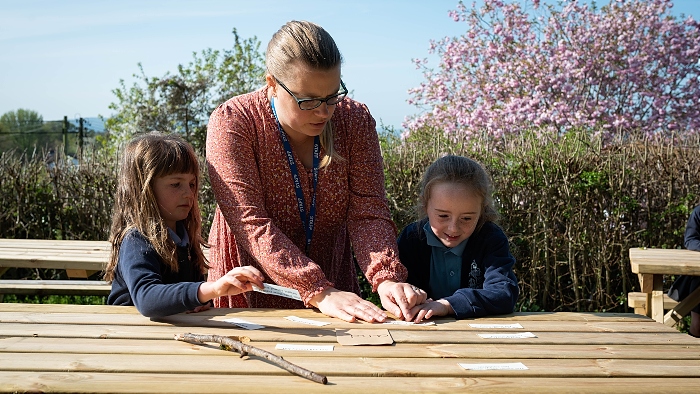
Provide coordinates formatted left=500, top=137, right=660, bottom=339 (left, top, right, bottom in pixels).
left=664, top=285, right=700, bottom=327
left=652, top=290, right=665, bottom=323
left=639, top=273, right=664, bottom=321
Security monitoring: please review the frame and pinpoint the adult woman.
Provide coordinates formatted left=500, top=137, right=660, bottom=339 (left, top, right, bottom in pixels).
left=206, top=20, right=425, bottom=322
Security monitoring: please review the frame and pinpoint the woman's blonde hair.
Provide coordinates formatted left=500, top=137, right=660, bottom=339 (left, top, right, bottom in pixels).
left=104, top=132, right=207, bottom=282
left=267, top=20, right=343, bottom=167
left=417, top=155, right=499, bottom=231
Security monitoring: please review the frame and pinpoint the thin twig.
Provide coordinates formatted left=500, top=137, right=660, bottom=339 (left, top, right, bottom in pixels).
left=174, top=332, right=328, bottom=385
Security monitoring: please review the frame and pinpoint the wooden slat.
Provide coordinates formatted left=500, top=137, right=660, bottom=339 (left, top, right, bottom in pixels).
left=0, top=303, right=139, bottom=314
left=4, top=352, right=700, bottom=378
left=1, top=373, right=699, bottom=394
left=0, top=303, right=655, bottom=322
left=1, top=322, right=695, bottom=345
left=3, top=337, right=700, bottom=360
left=0, top=280, right=111, bottom=295
left=0, top=311, right=676, bottom=333
left=0, top=239, right=110, bottom=248
left=629, top=247, right=700, bottom=275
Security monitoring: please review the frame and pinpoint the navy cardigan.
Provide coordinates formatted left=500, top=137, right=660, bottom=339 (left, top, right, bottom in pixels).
left=397, top=219, right=519, bottom=318
left=108, top=229, right=207, bottom=317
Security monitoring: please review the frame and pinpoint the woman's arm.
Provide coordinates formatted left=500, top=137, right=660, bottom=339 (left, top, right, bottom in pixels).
left=342, top=102, right=426, bottom=319
left=206, top=97, right=334, bottom=304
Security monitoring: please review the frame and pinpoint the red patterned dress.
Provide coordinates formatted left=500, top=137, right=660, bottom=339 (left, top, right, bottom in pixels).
left=206, top=87, right=407, bottom=308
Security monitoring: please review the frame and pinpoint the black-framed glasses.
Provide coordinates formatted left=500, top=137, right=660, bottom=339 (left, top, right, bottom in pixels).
left=274, top=77, right=348, bottom=110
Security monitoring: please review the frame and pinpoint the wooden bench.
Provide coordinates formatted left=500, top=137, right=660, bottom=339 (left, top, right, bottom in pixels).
left=0, top=239, right=111, bottom=298
left=629, top=247, right=700, bottom=326
left=0, top=238, right=212, bottom=299
left=627, top=291, right=678, bottom=316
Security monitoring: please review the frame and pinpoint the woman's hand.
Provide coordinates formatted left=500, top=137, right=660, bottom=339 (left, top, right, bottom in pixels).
left=309, top=287, right=387, bottom=323
left=409, top=299, right=453, bottom=323
left=377, top=280, right=428, bottom=321
left=198, top=266, right=265, bottom=303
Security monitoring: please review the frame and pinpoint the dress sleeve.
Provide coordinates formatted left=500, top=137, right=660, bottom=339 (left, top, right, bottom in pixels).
left=117, top=232, right=204, bottom=317
left=206, top=100, right=333, bottom=304
left=443, top=227, right=519, bottom=318
left=344, top=103, right=407, bottom=290
left=685, top=205, right=700, bottom=252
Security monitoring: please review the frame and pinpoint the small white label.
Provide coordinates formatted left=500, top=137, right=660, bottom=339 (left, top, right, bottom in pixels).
left=382, top=320, right=436, bottom=326
left=469, top=323, right=523, bottom=329
left=253, top=283, right=302, bottom=301
left=285, top=316, right=330, bottom=326
left=459, top=362, right=529, bottom=371
left=275, top=344, right=334, bottom=352
left=477, top=332, right=537, bottom=339
left=222, top=318, right=265, bottom=330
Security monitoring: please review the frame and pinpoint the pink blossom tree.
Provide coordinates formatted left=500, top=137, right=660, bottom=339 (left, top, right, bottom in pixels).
left=406, top=0, right=700, bottom=139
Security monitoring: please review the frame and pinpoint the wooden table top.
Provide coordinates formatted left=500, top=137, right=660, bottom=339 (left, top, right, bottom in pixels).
left=629, top=247, right=700, bottom=276
left=1, top=303, right=699, bottom=393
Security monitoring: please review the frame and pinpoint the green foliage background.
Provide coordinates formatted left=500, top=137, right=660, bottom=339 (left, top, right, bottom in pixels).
left=2, top=129, right=699, bottom=315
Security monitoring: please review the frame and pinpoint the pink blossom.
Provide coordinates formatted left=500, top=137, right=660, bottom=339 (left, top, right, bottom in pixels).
left=405, top=0, right=700, bottom=140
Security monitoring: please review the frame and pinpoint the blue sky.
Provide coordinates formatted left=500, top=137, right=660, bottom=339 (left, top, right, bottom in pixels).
left=1, top=0, right=698, bottom=130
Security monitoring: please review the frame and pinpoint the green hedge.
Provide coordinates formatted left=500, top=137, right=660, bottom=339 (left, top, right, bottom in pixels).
left=2, top=129, right=699, bottom=313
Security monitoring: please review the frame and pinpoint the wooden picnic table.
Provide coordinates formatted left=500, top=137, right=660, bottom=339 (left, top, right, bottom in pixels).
left=1, top=303, right=699, bottom=393
left=629, top=247, right=700, bottom=325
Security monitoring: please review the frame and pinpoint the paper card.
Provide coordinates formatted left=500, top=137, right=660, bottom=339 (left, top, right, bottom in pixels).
left=459, top=362, right=529, bottom=371
left=336, top=329, right=394, bottom=346
left=477, top=332, right=537, bottom=339
left=468, top=323, right=524, bottom=329
left=252, top=283, right=302, bottom=301
left=284, top=316, right=330, bottom=326
left=222, top=318, right=265, bottom=330
left=275, top=344, right=334, bottom=352
left=382, top=320, right=436, bottom=326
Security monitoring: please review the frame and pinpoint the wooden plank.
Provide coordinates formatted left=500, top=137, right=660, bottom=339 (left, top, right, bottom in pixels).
left=0, top=311, right=673, bottom=333
left=629, top=248, right=700, bottom=275
left=3, top=337, right=700, bottom=360
left=0, top=303, right=139, bottom=314
left=0, top=239, right=110, bottom=248
left=0, top=280, right=111, bottom=295
left=1, top=372, right=696, bottom=394
left=628, top=292, right=678, bottom=309
left=0, top=255, right=107, bottom=270
left=652, top=290, right=665, bottom=322
left=3, top=352, right=700, bottom=378
left=1, top=322, right=695, bottom=345
left=0, top=303, right=655, bottom=322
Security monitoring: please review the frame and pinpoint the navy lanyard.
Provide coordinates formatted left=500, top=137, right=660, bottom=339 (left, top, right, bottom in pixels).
left=270, top=97, right=319, bottom=255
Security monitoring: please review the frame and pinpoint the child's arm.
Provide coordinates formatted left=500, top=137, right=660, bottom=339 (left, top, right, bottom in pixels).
left=197, top=266, right=264, bottom=303
left=442, top=224, right=519, bottom=319
left=114, top=232, right=207, bottom=317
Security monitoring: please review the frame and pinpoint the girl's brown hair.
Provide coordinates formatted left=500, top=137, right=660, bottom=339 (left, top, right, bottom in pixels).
left=104, top=132, right=207, bottom=282
left=266, top=20, right=343, bottom=167
left=417, top=155, right=499, bottom=231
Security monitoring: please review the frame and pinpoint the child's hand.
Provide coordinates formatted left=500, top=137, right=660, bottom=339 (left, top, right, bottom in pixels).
left=409, top=299, right=454, bottom=323
left=197, top=266, right=264, bottom=303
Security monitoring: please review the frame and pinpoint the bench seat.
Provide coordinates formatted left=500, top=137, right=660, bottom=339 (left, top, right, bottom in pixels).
left=0, top=280, right=111, bottom=296
left=628, top=291, right=678, bottom=316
